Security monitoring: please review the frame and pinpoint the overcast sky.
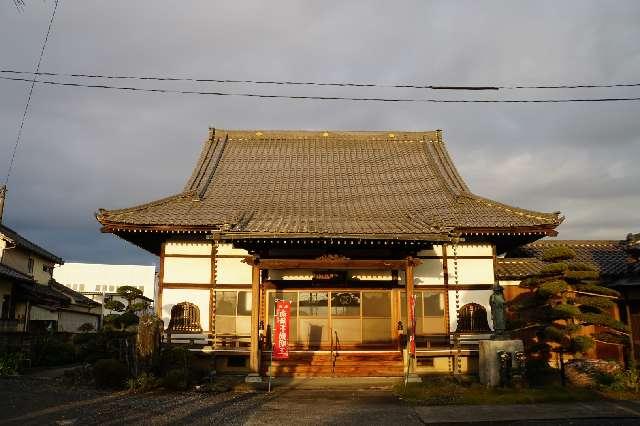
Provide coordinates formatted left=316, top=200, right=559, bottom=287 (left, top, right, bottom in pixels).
left=1, top=1, right=639, bottom=266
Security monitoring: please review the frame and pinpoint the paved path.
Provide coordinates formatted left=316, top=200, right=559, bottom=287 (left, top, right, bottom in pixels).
left=2, top=376, right=640, bottom=425
left=414, top=400, right=640, bottom=425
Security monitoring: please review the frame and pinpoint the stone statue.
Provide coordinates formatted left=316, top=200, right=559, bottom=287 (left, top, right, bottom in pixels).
left=489, top=283, right=507, bottom=339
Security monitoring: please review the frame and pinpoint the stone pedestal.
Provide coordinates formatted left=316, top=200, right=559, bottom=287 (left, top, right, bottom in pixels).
left=245, top=373, right=263, bottom=383
left=479, top=339, right=524, bottom=387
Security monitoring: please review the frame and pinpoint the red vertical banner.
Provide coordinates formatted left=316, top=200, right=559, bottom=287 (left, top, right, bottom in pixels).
left=409, top=294, right=416, bottom=357
left=273, top=300, right=291, bottom=360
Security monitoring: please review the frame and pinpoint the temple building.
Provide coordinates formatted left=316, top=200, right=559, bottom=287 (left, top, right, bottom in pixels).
left=97, top=129, right=562, bottom=377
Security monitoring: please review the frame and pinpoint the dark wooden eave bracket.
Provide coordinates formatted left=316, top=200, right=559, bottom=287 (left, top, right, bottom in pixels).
left=242, top=257, right=421, bottom=270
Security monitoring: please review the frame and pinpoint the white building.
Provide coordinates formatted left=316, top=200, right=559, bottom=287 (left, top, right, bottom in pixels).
left=54, top=263, right=157, bottom=314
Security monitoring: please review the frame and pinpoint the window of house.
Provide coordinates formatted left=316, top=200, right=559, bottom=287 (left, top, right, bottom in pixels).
left=79, top=284, right=85, bottom=292
left=401, top=291, right=447, bottom=335
left=109, top=285, right=115, bottom=292
left=214, top=290, right=252, bottom=336
left=27, top=258, right=34, bottom=274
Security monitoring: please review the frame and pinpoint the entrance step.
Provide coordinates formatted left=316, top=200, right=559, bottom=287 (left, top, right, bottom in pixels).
left=261, top=351, right=404, bottom=377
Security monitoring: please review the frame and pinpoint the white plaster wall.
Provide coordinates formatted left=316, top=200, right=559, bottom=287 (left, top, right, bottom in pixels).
left=216, top=258, right=252, bottom=285
left=445, top=244, right=493, bottom=257
left=216, top=243, right=249, bottom=256
left=448, top=289, right=493, bottom=332
left=58, top=311, right=99, bottom=332
left=417, top=245, right=444, bottom=257
left=30, top=305, right=58, bottom=321
left=32, top=257, right=54, bottom=284
left=54, top=263, right=157, bottom=298
left=414, top=259, right=445, bottom=285
left=163, top=257, right=211, bottom=284
left=165, top=241, right=212, bottom=255
left=446, top=259, right=495, bottom=285
left=1, top=247, right=54, bottom=284
left=162, top=288, right=210, bottom=331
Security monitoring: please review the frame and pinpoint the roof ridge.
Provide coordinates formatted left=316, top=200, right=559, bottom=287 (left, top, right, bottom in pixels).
left=426, top=138, right=470, bottom=195
left=217, top=129, right=440, bottom=140
left=184, top=129, right=219, bottom=192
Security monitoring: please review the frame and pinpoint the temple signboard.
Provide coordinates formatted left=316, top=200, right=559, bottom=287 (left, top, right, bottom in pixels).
left=409, top=294, right=416, bottom=357
left=273, top=300, right=291, bottom=360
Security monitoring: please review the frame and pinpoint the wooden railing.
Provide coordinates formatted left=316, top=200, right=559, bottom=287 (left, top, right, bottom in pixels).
left=163, top=331, right=251, bottom=351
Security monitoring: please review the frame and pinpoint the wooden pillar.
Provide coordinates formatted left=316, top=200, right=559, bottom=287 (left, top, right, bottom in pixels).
left=156, top=244, right=165, bottom=319
left=249, top=262, right=261, bottom=374
left=405, top=257, right=416, bottom=374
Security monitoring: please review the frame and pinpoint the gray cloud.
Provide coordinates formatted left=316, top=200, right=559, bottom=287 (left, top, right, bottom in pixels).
left=1, top=0, right=639, bottom=264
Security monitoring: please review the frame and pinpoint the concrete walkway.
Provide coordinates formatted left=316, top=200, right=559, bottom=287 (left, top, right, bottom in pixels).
left=414, top=400, right=640, bottom=424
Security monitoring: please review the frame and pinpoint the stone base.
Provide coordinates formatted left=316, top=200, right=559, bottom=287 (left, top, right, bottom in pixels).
left=245, top=373, right=263, bottom=383
left=478, top=339, right=524, bottom=387
left=406, top=373, right=422, bottom=383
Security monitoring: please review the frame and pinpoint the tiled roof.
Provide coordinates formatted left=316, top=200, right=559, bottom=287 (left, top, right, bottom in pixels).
left=51, top=280, right=101, bottom=307
left=0, top=223, right=63, bottom=264
left=504, top=240, right=634, bottom=279
left=97, top=129, right=562, bottom=239
left=0, top=264, right=98, bottom=307
left=0, top=263, right=33, bottom=282
left=496, top=258, right=545, bottom=280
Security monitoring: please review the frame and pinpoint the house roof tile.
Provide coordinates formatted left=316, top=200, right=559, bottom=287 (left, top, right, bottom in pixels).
left=0, top=223, right=63, bottom=264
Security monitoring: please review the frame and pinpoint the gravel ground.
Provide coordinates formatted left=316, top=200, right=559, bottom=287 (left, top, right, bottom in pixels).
left=2, top=376, right=640, bottom=425
left=0, top=376, right=271, bottom=425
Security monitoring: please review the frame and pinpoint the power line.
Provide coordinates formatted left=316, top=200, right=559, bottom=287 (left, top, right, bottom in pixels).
left=4, top=0, right=60, bottom=186
left=2, top=75, right=640, bottom=103
left=2, top=68, right=640, bottom=91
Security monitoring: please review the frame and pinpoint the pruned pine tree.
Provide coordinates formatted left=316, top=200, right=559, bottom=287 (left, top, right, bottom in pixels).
left=511, top=246, right=627, bottom=359
left=104, top=286, right=149, bottom=330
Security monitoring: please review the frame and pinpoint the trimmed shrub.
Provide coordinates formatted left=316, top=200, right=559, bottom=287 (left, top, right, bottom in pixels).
left=538, top=280, right=568, bottom=297
left=93, top=358, right=129, bottom=388
left=541, top=246, right=576, bottom=262
left=162, top=368, right=190, bottom=391
left=31, top=336, right=76, bottom=366
left=0, top=352, right=23, bottom=376
left=564, top=270, right=599, bottom=281
left=570, top=335, right=595, bottom=354
left=539, top=262, right=569, bottom=276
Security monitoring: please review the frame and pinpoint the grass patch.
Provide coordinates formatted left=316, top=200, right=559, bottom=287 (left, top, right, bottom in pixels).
left=394, top=376, right=602, bottom=405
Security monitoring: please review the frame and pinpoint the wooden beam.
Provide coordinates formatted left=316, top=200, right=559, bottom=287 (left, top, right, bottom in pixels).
left=249, top=262, right=261, bottom=374
left=162, top=283, right=215, bottom=289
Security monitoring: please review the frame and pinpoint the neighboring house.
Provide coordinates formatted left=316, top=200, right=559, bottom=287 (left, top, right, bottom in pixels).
left=53, top=262, right=156, bottom=315
left=497, top=235, right=640, bottom=362
left=0, top=185, right=101, bottom=333
left=96, top=128, right=563, bottom=377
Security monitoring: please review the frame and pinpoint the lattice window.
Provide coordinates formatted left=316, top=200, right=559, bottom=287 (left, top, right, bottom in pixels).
left=168, top=301, right=203, bottom=333
left=455, top=303, right=490, bottom=333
